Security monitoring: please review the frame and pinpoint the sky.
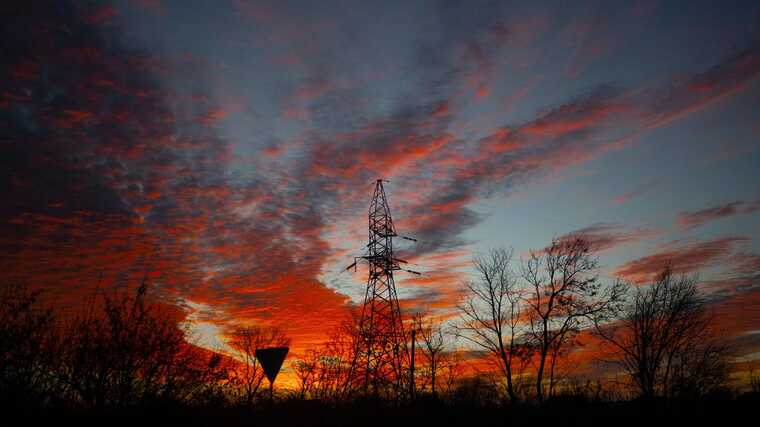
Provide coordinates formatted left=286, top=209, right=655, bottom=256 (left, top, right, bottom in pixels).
left=2, top=0, right=760, bottom=372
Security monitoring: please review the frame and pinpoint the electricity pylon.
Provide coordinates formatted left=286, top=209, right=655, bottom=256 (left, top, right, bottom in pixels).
left=346, top=179, right=418, bottom=398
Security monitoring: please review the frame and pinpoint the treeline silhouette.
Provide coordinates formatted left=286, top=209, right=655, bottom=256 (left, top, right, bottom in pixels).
left=0, top=280, right=231, bottom=412
left=2, top=235, right=759, bottom=425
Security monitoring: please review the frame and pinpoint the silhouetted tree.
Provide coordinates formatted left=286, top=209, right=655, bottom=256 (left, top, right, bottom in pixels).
left=596, top=266, right=730, bottom=399
left=0, top=283, right=60, bottom=407
left=438, top=348, right=465, bottom=400
left=59, top=279, right=229, bottom=408
left=228, top=325, right=290, bottom=406
left=157, top=342, right=233, bottom=407
left=293, top=348, right=321, bottom=399
left=457, top=248, right=526, bottom=402
left=292, top=312, right=361, bottom=402
left=294, top=345, right=352, bottom=402
left=412, top=313, right=449, bottom=397
left=451, top=374, right=503, bottom=407
left=546, top=330, right=579, bottom=398
left=522, top=235, right=626, bottom=402
left=560, top=376, right=606, bottom=402
left=749, top=366, right=760, bottom=393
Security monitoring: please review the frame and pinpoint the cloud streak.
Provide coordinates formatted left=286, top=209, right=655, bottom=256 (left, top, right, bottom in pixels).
left=557, top=223, right=656, bottom=252
left=678, top=201, right=760, bottom=229
left=614, top=237, right=749, bottom=284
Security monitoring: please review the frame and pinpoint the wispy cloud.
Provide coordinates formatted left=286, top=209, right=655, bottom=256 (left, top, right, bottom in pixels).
left=613, top=237, right=749, bottom=284
left=677, top=201, right=760, bottom=229
left=557, top=223, right=656, bottom=252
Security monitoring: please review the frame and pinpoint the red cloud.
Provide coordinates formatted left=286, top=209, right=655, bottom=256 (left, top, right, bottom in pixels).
left=711, top=289, right=760, bottom=339
left=521, top=101, right=626, bottom=136
left=730, top=252, right=760, bottom=276
left=0, top=1, right=361, bottom=360
left=677, top=201, right=760, bottom=229
left=557, top=223, right=656, bottom=252
left=197, top=108, right=227, bottom=126
left=613, top=237, right=749, bottom=284
left=611, top=178, right=660, bottom=205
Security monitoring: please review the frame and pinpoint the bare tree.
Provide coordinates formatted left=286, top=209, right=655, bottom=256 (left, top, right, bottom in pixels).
left=596, top=266, right=730, bottom=399
left=292, top=312, right=361, bottom=402
left=228, top=325, right=290, bottom=406
left=546, top=330, right=577, bottom=398
left=412, top=313, right=448, bottom=397
left=438, top=348, right=465, bottom=399
left=293, top=348, right=320, bottom=399
left=522, top=235, right=626, bottom=402
left=457, top=248, right=526, bottom=402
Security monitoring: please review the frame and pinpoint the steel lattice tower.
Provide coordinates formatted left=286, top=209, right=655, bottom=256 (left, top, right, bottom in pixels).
left=346, top=180, right=417, bottom=397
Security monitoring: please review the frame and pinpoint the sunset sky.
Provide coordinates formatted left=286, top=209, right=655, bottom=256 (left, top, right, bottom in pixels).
left=2, top=0, right=760, bottom=374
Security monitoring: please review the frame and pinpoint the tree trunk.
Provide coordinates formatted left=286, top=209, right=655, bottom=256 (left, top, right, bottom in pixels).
left=536, top=350, right=547, bottom=403
left=536, top=321, right=550, bottom=403
left=549, top=353, right=557, bottom=398
left=431, top=359, right=437, bottom=398
left=502, top=350, right=516, bottom=402
left=410, top=329, right=416, bottom=400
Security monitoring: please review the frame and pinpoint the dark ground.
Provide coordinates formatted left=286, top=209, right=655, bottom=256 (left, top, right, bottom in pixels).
left=8, top=394, right=760, bottom=427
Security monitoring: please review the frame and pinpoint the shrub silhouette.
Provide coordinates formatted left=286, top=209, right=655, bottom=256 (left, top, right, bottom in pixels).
left=0, top=283, right=59, bottom=408
left=227, top=325, right=290, bottom=406
left=58, top=280, right=231, bottom=409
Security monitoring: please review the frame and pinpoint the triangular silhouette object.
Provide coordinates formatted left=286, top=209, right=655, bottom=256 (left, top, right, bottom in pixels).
left=255, top=346, right=289, bottom=384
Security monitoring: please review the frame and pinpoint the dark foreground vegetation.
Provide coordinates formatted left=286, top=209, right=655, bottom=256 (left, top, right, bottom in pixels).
left=2, top=235, right=759, bottom=426
left=8, top=394, right=760, bottom=427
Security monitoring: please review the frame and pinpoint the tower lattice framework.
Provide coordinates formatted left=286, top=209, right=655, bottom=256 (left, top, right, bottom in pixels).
left=347, top=180, right=416, bottom=397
